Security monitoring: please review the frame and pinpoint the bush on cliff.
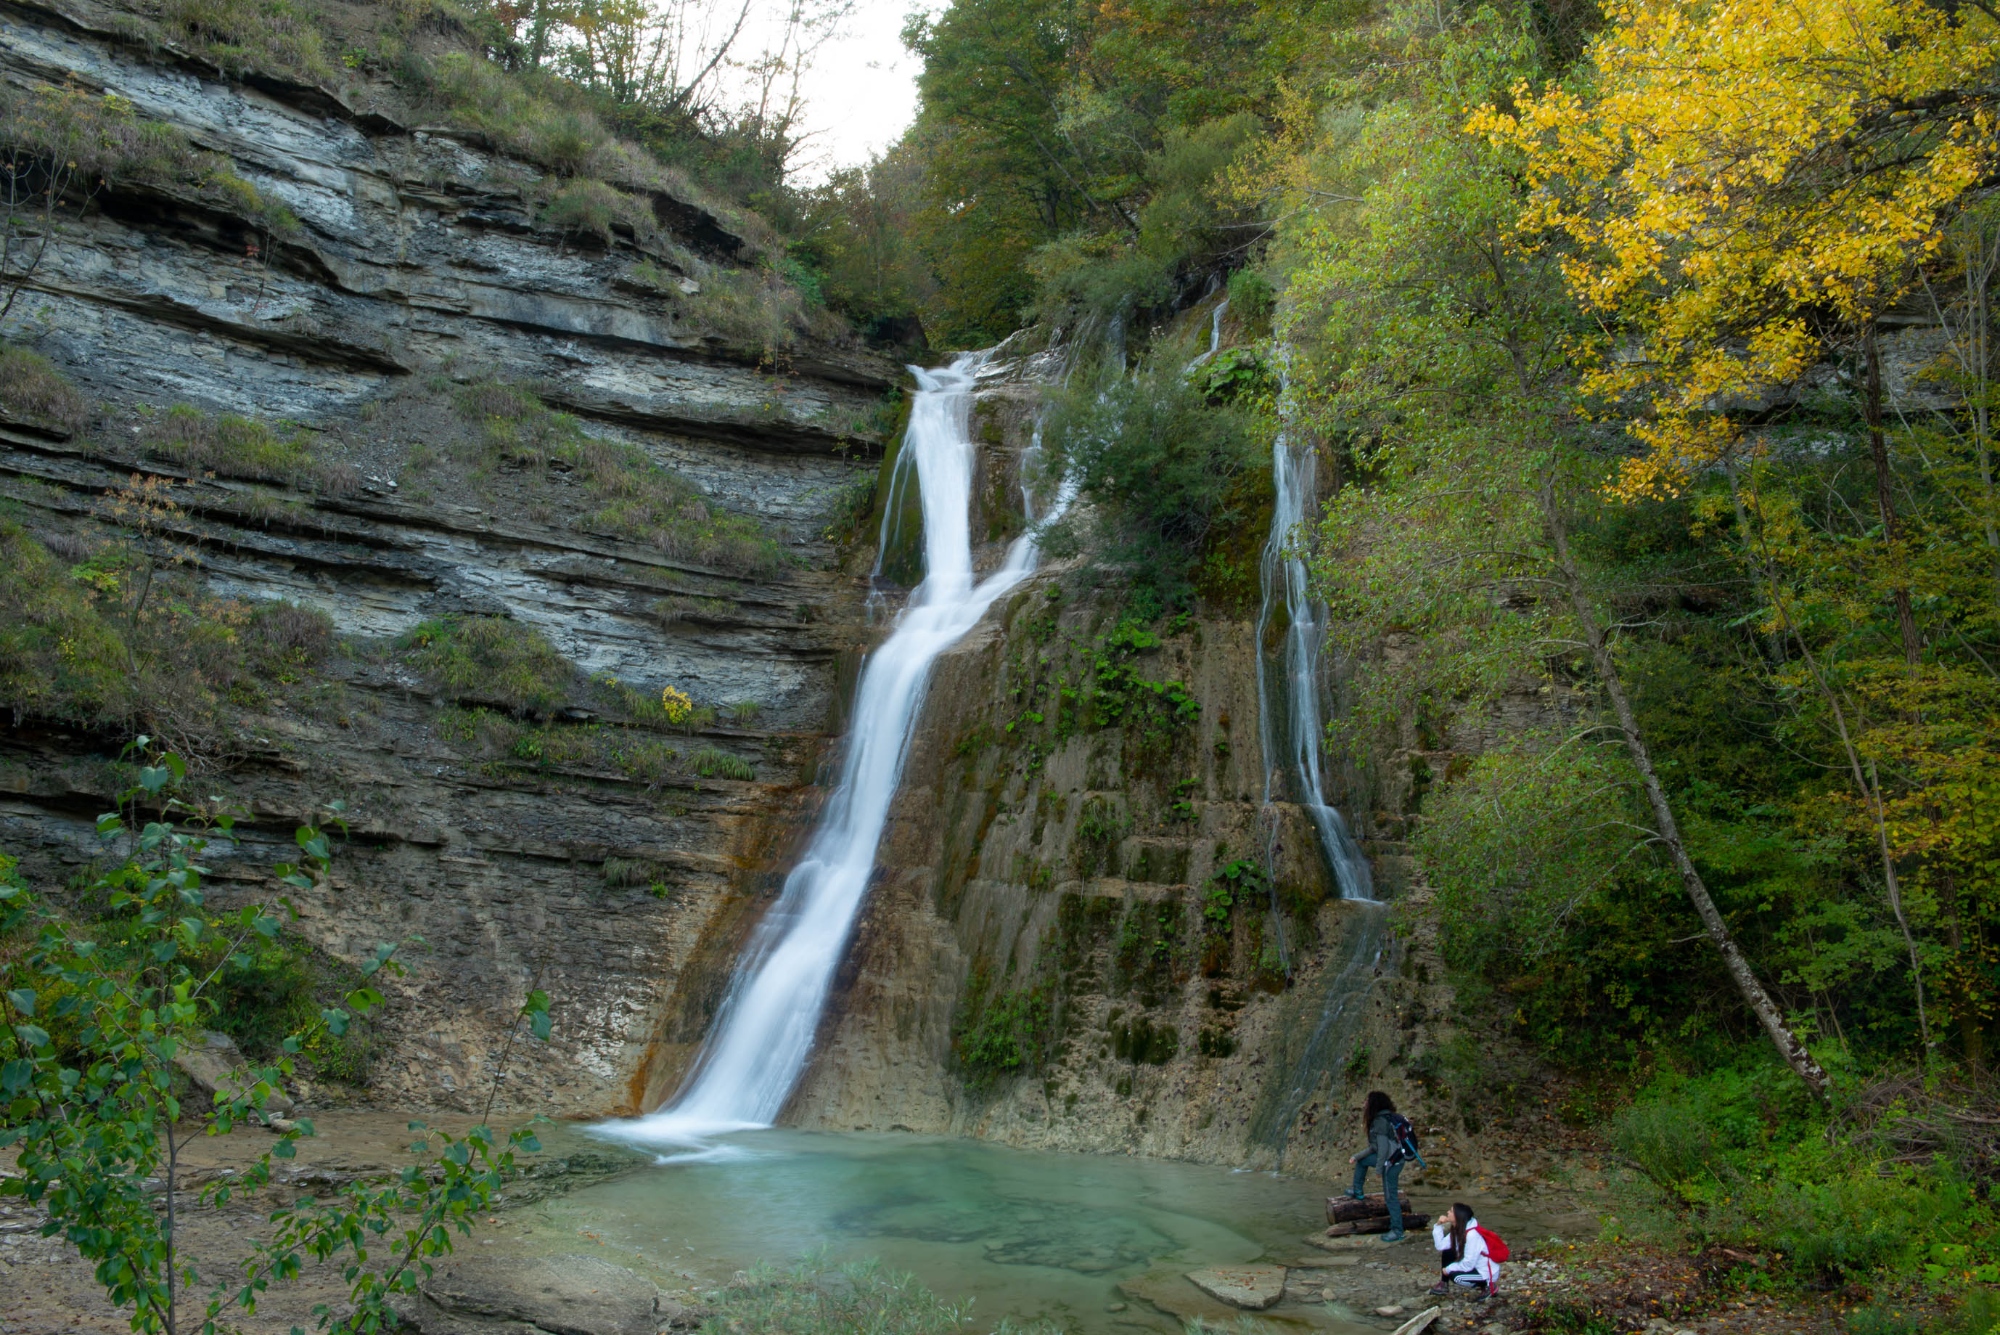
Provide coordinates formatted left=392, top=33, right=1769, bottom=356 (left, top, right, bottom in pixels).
left=1041, top=356, right=1262, bottom=618
left=398, top=615, right=572, bottom=714
left=0, top=519, right=335, bottom=746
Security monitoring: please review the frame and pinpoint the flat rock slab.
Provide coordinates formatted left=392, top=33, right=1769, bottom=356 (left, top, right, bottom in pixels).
left=417, top=1254, right=671, bottom=1335
left=1186, top=1265, right=1288, bottom=1310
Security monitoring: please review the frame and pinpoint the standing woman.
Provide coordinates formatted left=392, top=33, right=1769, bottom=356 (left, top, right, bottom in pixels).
left=1345, top=1090, right=1407, bottom=1244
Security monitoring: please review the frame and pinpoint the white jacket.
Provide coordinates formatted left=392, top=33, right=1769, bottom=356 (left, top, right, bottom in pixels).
left=1435, top=1217, right=1499, bottom=1286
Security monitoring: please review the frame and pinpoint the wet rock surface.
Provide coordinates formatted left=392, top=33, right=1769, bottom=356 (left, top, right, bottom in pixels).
left=1185, top=1263, right=1286, bottom=1309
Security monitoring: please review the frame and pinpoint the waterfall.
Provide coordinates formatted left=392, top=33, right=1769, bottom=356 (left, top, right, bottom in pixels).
left=605, top=351, right=1064, bottom=1149
left=1184, top=300, right=1230, bottom=373
left=1254, top=392, right=1374, bottom=904
left=1246, top=372, right=1386, bottom=1165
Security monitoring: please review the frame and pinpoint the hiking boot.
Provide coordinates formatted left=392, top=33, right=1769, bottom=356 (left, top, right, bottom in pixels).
left=1380, top=1230, right=1408, bottom=1245
left=1428, top=1282, right=1451, bottom=1296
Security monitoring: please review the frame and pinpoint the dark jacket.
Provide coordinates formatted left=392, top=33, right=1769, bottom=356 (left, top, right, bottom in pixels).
left=1368, top=1110, right=1399, bottom=1165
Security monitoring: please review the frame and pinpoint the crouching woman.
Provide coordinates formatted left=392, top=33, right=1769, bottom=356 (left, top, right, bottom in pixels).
left=1429, top=1204, right=1500, bottom=1296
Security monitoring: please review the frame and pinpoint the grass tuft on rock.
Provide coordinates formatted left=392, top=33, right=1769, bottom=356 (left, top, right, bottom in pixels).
left=0, top=345, right=88, bottom=434
left=706, top=1256, right=984, bottom=1335
left=452, top=380, right=783, bottom=573
left=144, top=405, right=356, bottom=493
left=399, top=615, right=572, bottom=713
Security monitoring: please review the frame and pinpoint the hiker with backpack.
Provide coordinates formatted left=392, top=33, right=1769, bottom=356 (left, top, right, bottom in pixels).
left=1344, top=1090, right=1420, bottom=1244
left=1429, top=1203, right=1506, bottom=1296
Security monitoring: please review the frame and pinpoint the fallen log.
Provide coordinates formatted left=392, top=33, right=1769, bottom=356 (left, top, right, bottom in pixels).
left=1322, top=1212, right=1432, bottom=1237
left=1325, top=1193, right=1415, bottom=1225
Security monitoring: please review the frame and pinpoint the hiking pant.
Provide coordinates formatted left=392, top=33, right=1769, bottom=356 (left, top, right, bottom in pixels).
left=1349, top=1152, right=1404, bottom=1234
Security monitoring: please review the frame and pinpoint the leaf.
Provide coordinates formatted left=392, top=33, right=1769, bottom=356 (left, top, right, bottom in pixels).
left=321, top=1008, right=350, bottom=1037
left=530, top=1010, right=552, bottom=1042
left=140, top=766, right=171, bottom=794
left=13, top=1025, right=50, bottom=1050
left=1, top=1058, right=33, bottom=1093
left=6, top=989, right=35, bottom=1018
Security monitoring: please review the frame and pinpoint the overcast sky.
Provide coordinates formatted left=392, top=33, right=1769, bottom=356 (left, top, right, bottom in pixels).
left=782, top=0, right=945, bottom=181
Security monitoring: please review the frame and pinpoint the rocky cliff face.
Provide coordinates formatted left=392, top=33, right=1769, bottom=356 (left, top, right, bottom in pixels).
left=0, top=0, right=899, bottom=1116
left=785, top=368, right=1474, bottom=1185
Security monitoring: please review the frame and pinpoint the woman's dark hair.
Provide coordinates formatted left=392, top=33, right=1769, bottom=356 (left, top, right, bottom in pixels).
left=1362, top=1090, right=1395, bottom=1133
left=1450, top=1202, right=1476, bottom=1259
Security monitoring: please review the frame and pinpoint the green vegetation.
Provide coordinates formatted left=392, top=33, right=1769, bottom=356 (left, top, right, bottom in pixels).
left=451, top=381, right=783, bottom=573
left=0, top=753, right=549, bottom=1335
left=143, top=404, right=355, bottom=493
left=0, top=83, right=298, bottom=236
left=954, top=980, right=1053, bottom=1088
left=1042, top=357, right=1263, bottom=617
left=706, top=1255, right=990, bottom=1335
left=399, top=616, right=572, bottom=713
left=0, top=519, right=336, bottom=746
left=866, top=0, right=1997, bottom=1313
left=0, top=346, right=87, bottom=434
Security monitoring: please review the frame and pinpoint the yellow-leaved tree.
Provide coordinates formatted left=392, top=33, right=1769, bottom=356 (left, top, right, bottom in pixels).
left=1474, top=0, right=2000, bottom=1067
left=1473, top=0, right=1998, bottom=492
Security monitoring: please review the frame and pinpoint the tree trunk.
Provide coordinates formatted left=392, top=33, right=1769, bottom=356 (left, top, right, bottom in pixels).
left=1865, top=326, right=1923, bottom=666
left=1539, top=477, right=1830, bottom=1097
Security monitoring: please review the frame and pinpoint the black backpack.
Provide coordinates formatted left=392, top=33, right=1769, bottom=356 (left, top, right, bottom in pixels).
left=1386, top=1112, right=1425, bottom=1166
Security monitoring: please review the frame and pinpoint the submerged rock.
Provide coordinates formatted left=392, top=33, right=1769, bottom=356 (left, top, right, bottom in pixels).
left=415, top=1254, right=686, bottom=1335
left=1185, top=1264, right=1287, bottom=1310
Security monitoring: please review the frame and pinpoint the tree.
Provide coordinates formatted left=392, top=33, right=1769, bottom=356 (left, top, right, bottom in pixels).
left=1277, top=8, right=1831, bottom=1092
left=0, top=743, right=550, bottom=1334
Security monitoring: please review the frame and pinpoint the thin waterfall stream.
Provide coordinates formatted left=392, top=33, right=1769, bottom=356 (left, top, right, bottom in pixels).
left=1250, top=371, right=1387, bottom=1160
left=606, top=350, right=1066, bottom=1150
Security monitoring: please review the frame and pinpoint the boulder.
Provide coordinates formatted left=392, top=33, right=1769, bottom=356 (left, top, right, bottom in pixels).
left=416, top=1254, right=678, bottom=1335
left=1185, top=1265, right=1287, bottom=1310
left=172, top=1031, right=295, bottom=1118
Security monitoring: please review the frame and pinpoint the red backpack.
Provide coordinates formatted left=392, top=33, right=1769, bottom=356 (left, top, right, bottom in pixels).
left=1473, top=1225, right=1511, bottom=1263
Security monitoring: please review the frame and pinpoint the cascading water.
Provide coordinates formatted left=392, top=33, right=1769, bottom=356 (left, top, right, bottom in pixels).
left=1254, top=407, right=1374, bottom=904
left=606, top=351, right=1065, bottom=1150
left=1250, top=365, right=1385, bottom=1163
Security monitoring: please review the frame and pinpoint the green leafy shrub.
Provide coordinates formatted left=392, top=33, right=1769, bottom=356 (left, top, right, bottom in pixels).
left=0, top=345, right=87, bottom=433
left=1612, top=1067, right=1997, bottom=1286
left=1043, top=361, right=1261, bottom=616
left=0, top=755, right=546, bottom=1335
left=398, top=615, right=572, bottom=713
left=954, top=982, right=1052, bottom=1087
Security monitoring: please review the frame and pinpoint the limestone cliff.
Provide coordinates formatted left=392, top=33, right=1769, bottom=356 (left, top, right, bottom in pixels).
left=0, top=0, right=897, bottom=1116
left=787, top=362, right=1474, bottom=1186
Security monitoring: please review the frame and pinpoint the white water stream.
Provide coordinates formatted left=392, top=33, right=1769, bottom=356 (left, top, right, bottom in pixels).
left=607, top=351, right=1065, bottom=1150
left=1254, top=407, right=1374, bottom=904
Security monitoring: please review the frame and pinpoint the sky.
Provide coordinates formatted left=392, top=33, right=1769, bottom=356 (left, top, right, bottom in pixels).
left=781, top=0, right=945, bottom=180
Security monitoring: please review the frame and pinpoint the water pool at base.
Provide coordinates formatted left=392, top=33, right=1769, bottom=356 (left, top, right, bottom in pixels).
left=530, top=1128, right=1379, bottom=1335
